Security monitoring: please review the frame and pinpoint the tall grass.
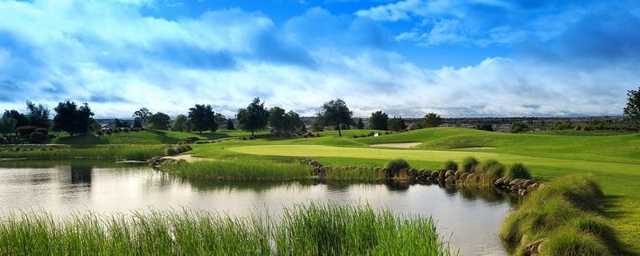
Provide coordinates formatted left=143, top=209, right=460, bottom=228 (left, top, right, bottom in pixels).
left=0, top=205, right=453, bottom=255
left=500, top=175, right=623, bottom=255
left=162, top=159, right=312, bottom=181
left=0, top=145, right=165, bottom=160
left=323, top=166, right=385, bottom=181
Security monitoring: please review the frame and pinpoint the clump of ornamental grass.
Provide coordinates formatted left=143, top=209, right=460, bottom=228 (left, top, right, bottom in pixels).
left=477, top=159, right=505, bottom=178
left=461, top=157, right=479, bottom=173
left=505, top=163, right=532, bottom=179
left=443, top=160, right=458, bottom=172
left=499, top=175, right=622, bottom=256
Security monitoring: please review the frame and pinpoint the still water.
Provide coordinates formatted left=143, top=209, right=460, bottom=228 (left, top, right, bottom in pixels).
left=0, top=161, right=514, bottom=256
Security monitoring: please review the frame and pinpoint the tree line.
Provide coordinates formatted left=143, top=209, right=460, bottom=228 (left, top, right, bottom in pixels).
left=2, top=86, right=640, bottom=143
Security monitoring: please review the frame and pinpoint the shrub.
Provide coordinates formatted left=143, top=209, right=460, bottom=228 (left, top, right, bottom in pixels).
left=478, top=159, right=504, bottom=178
left=541, top=231, right=612, bottom=256
left=29, top=132, right=48, bottom=144
left=506, top=163, right=532, bottom=179
left=461, top=157, right=479, bottom=173
left=385, top=159, right=410, bottom=178
left=165, top=147, right=178, bottom=156
left=443, top=160, right=458, bottom=172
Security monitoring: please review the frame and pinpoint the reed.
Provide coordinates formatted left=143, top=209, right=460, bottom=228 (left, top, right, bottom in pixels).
left=162, top=159, right=311, bottom=181
left=0, top=205, right=453, bottom=255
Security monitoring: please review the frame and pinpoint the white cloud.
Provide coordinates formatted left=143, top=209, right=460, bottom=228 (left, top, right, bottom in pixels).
left=0, top=0, right=636, bottom=118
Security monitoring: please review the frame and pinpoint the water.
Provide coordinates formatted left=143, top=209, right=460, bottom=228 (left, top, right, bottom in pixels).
left=0, top=161, right=514, bottom=256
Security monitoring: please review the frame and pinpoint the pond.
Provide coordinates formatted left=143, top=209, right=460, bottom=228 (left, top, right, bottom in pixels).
left=0, top=161, right=515, bottom=256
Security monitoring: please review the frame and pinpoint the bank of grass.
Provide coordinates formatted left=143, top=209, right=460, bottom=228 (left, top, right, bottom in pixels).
left=53, top=130, right=228, bottom=145
left=0, top=204, right=453, bottom=256
left=0, top=144, right=165, bottom=160
left=162, top=159, right=312, bottom=181
left=500, top=175, right=624, bottom=256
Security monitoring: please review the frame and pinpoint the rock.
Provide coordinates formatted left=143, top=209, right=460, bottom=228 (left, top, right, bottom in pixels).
left=445, top=170, right=455, bottom=178
left=445, top=175, right=456, bottom=184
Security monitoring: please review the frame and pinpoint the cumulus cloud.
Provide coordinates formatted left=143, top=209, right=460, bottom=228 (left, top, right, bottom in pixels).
left=0, top=0, right=637, bottom=118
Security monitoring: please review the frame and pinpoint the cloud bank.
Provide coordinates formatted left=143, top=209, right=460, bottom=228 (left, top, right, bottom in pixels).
left=0, top=0, right=638, bottom=118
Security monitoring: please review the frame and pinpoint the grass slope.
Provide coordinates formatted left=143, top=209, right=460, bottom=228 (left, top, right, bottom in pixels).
left=53, top=130, right=229, bottom=145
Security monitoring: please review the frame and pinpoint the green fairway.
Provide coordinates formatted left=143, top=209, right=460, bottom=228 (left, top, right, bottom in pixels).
left=194, top=128, right=640, bottom=253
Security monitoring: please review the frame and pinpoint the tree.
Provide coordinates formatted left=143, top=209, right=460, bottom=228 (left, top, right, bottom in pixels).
left=133, top=118, right=143, bottom=129
left=269, top=108, right=304, bottom=137
left=423, top=113, right=443, bottom=128
left=511, top=121, right=530, bottom=133
left=3, top=110, right=28, bottom=127
left=188, top=104, right=217, bottom=133
left=172, top=114, right=190, bottom=131
left=356, top=118, right=365, bottom=129
left=311, top=115, right=324, bottom=132
left=148, top=112, right=171, bottom=130
left=214, top=113, right=227, bottom=128
left=624, top=86, right=640, bottom=130
left=53, top=101, right=94, bottom=136
left=369, top=111, right=388, bottom=130
left=388, top=116, right=407, bottom=131
left=133, top=108, right=152, bottom=127
left=26, top=101, right=50, bottom=128
left=319, top=99, right=353, bottom=136
left=0, top=116, right=17, bottom=136
left=226, top=119, right=235, bottom=130
left=237, top=98, right=269, bottom=136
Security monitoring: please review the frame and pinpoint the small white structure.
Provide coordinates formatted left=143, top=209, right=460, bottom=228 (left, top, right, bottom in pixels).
left=374, top=132, right=379, bottom=137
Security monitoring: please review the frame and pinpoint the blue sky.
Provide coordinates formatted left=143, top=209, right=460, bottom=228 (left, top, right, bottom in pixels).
left=1, top=0, right=639, bottom=118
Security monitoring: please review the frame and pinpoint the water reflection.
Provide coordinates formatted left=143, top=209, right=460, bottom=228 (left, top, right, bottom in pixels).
left=0, top=161, right=513, bottom=256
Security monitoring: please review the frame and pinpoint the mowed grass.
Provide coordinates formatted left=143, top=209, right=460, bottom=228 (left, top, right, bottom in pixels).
left=0, top=204, right=452, bottom=256
left=188, top=127, right=640, bottom=253
left=53, top=130, right=229, bottom=145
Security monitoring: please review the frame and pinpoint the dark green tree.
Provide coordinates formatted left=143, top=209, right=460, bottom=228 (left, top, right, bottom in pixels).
left=269, top=107, right=287, bottom=135
left=3, top=110, right=29, bottom=127
left=388, top=116, right=407, bottom=131
left=624, top=86, right=640, bottom=130
left=53, top=101, right=94, bottom=136
left=311, top=115, right=324, bottom=132
left=0, top=116, right=17, bottom=136
left=226, top=119, right=235, bottom=130
left=319, top=99, right=353, bottom=136
left=132, top=108, right=152, bottom=127
left=237, top=98, right=269, bottom=136
left=188, top=105, right=217, bottom=133
left=172, top=114, right=190, bottom=131
left=26, top=101, right=50, bottom=128
left=148, top=112, right=171, bottom=130
left=369, top=111, right=388, bottom=130
left=423, top=113, right=442, bottom=128
left=511, top=121, right=530, bottom=133
left=214, top=113, right=227, bottom=128
left=356, top=118, right=365, bottom=129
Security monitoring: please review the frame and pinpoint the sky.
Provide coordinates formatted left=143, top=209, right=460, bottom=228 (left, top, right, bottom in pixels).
left=1, top=0, right=639, bottom=118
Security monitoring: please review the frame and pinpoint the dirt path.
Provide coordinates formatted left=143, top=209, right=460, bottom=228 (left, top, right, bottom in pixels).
left=161, top=154, right=208, bottom=162
left=369, top=142, right=422, bottom=149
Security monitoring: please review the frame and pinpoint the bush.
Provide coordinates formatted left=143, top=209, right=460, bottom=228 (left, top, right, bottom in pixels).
left=461, top=157, right=479, bottom=173
left=385, top=159, right=410, bottom=178
left=29, top=132, right=48, bottom=144
left=506, top=163, right=532, bottom=179
left=478, top=159, right=504, bottom=178
left=443, top=160, right=458, bottom=172
left=165, top=147, right=178, bottom=156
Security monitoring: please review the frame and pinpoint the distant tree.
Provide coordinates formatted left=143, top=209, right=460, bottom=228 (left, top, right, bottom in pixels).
left=311, top=115, right=324, bottom=132
left=133, top=108, right=152, bottom=127
left=237, top=98, right=269, bottom=136
left=624, top=86, right=640, bottom=130
left=214, top=113, right=227, bottom=128
left=423, top=113, right=442, bottom=128
left=148, top=112, right=171, bottom=130
left=356, top=118, right=365, bottom=129
left=511, top=121, right=530, bottom=133
left=476, top=123, right=494, bottom=131
left=188, top=104, right=217, bottom=133
left=369, top=111, right=389, bottom=130
left=0, top=116, right=17, bottom=136
left=226, top=119, right=235, bottom=130
left=269, top=107, right=287, bottom=135
left=53, top=101, right=94, bottom=136
left=319, top=99, right=353, bottom=136
left=3, top=110, right=29, bottom=127
left=133, top=118, right=143, bottom=129
left=283, top=111, right=304, bottom=136
left=172, top=114, right=189, bottom=131
left=26, top=101, right=50, bottom=128
left=114, top=119, right=130, bottom=128
left=388, top=116, right=407, bottom=131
